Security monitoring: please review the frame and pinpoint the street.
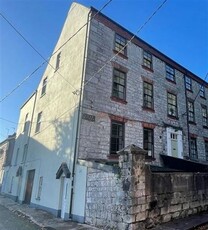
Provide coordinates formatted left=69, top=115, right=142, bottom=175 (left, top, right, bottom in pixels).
left=0, top=204, right=41, bottom=230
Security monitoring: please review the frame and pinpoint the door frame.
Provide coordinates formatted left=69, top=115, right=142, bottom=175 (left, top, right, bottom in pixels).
left=24, top=169, right=35, bottom=204
left=166, top=127, right=183, bottom=159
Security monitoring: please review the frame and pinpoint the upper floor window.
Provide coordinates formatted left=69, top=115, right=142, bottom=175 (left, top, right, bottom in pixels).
left=199, top=84, right=205, bottom=98
left=112, top=69, right=126, bottom=100
left=202, top=105, right=208, bottom=127
left=166, top=64, right=175, bottom=82
left=143, top=128, right=154, bottom=157
left=14, top=148, right=19, bottom=165
left=143, top=81, right=153, bottom=109
left=205, top=141, right=208, bottom=161
left=35, top=112, right=42, bottom=133
left=110, top=121, right=124, bottom=154
left=190, top=137, right=198, bottom=160
left=114, top=34, right=127, bottom=56
left=143, top=51, right=152, bottom=69
left=22, top=144, right=28, bottom=163
left=23, top=113, right=29, bottom=132
left=185, top=76, right=192, bottom=91
left=188, top=100, right=195, bottom=123
left=55, top=52, right=61, bottom=70
left=167, top=92, right=177, bottom=117
left=41, top=77, right=48, bottom=96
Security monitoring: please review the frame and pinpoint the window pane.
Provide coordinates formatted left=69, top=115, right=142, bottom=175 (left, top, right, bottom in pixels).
left=110, top=122, right=124, bottom=154
left=112, top=69, right=126, bottom=100
left=143, top=128, right=154, bottom=157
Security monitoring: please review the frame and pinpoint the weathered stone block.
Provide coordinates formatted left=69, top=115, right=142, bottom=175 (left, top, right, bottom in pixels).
left=160, top=206, right=169, bottom=215
left=136, top=211, right=147, bottom=221
left=182, top=202, right=189, bottom=210
left=162, top=214, right=171, bottom=223
left=169, top=204, right=182, bottom=213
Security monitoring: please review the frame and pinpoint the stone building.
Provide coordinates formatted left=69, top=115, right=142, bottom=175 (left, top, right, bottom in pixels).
left=2, top=2, right=208, bottom=228
left=0, top=133, right=16, bottom=192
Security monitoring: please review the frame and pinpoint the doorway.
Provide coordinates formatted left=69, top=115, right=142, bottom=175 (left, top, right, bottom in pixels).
left=24, top=170, right=35, bottom=204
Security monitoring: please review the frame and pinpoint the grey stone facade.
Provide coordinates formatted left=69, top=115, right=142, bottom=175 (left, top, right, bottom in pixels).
left=78, top=10, right=208, bottom=165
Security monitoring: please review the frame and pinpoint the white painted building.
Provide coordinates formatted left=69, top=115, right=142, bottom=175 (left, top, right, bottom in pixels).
left=2, top=2, right=208, bottom=224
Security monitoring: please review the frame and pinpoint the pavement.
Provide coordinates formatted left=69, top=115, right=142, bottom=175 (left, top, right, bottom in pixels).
left=0, top=194, right=98, bottom=230
left=0, top=193, right=208, bottom=230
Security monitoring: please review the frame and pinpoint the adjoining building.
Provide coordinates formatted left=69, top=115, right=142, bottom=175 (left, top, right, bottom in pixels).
left=2, top=2, right=208, bottom=228
left=0, top=133, right=16, bottom=193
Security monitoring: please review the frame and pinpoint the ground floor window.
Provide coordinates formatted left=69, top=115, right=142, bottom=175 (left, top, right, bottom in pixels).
left=190, top=137, right=197, bottom=160
left=143, top=128, right=154, bottom=157
left=110, top=121, right=124, bottom=154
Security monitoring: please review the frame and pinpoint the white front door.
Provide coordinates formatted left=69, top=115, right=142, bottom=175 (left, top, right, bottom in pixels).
left=167, top=127, right=183, bottom=159
left=170, top=133, right=178, bottom=157
left=61, top=177, right=68, bottom=219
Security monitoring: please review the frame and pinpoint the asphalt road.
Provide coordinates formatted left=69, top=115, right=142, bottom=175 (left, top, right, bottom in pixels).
left=0, top=204, right=41, bottom=230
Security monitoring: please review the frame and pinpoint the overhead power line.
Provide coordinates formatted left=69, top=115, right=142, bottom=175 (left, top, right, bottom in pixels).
left=0, top=0, right=113, bottom=103
left=84, top=0, right=168, bottom=88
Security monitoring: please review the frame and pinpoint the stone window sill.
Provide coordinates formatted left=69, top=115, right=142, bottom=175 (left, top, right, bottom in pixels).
left=142, top=107, right=155, bottom=113
left=167, top=115, right=179, bottom=120
left=166, top=78, right=176, bottom=84
left=111, top=96, right=127, bottom=104
left=186, top=89, right=193, bottom=93
left=113, top=50, right=128, bottom=59
left=142, top=65, right=154, bottom=73
left=189, top=121, right=196, bottom=125
left=107, top=154, right=119, bottom=162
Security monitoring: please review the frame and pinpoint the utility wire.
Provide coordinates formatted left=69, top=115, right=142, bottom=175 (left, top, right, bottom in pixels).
left=0, top=10, right=77, bottom=93
left=84, top=0, right=168, bottom=88
left=193, top=73, right=208, bottom=102
left=0, top=0, right=113, bottom=103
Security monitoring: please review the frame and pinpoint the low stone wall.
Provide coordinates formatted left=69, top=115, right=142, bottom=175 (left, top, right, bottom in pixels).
left=85, top=167, right=125, bottom=229
left=84, top=145, right=208, bottom=229
left=147, top=172, right=208, bottom=225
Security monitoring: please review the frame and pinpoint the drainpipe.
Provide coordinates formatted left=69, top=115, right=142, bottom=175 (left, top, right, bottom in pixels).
left=69, top=10, right=91, bottom=218
left=183, top=75, right=190, bottom=158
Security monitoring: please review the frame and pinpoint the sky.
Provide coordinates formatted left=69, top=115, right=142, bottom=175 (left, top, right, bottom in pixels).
left=0, top=0, right=207, bottom=142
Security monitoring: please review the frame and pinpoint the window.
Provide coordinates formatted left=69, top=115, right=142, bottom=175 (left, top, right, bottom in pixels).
left=22, top=144, right=28, bottom=163
left=167, top=93, right=177, bottom=117
left=143, top=82, right=153, bottom=109
left=14, top=148, right=19, bottom=165
left=9, top=176, right=14, bottom=193
left=114, top=34, right=127, bottom=55
left=185, top=76, right=192, bottom=91
left=23, top=113, right=29, bottom=132
left=143, top=128, right=154, bottom=157
left=188, top=100, right=195, bottom=123
left=35, top=112, right=42, bottom=133
left=202, top=105, right=208, bottom=127
left=41, top=77, right=47, bottom=96
left=37, top=176, right=43, bottom=200
left=112, top=69, right=126, bottom=100
left=166, top=64, right=175, bottom=82
left=205, top=141, right=208, bottom=161
left=190, top=137, right=197, bottom=160
left=110, top=121, right=124, bottom=154
left=143, top=51, right=152, bottom=69
left=199, top=84, right=205, bottom=98
left=55, top=52, right=61, bottom=70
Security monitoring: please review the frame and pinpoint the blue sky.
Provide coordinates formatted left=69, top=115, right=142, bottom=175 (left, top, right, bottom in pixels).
left=0, top=0, right=207, bottom=142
